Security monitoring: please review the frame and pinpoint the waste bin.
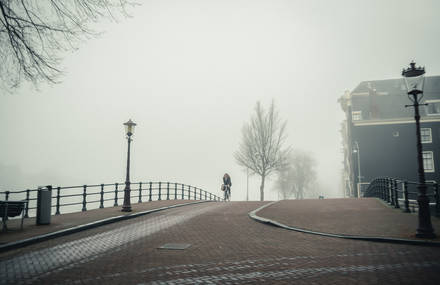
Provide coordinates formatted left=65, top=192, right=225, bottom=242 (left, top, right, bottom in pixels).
left=36, top=186, right=52, bottom=225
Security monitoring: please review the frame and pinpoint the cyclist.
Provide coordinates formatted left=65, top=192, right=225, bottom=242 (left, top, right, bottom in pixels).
left=222, top=173, right=232, bottom=201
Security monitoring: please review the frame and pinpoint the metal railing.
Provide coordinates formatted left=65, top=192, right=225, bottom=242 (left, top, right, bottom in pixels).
left=363, top=177, right=440, bottom=216
left=0, top=182, right=222, bottom=218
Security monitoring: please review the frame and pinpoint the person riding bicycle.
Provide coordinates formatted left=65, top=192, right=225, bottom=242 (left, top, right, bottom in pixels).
left=222, top=173, right=232, bottom=201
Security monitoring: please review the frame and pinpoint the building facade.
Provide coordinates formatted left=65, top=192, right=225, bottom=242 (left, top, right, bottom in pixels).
left=339, top=76, right=440, bottom=197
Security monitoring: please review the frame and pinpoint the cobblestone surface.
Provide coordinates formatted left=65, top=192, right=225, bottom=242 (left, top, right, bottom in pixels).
left=2, top=201, right=440, bottom=284
left=257, top=198, right=440, bottom=240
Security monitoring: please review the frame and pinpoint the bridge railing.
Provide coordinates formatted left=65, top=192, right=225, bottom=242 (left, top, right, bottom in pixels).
left=0, top=182, right=222, bottom=218
left=363, top=177, right=440, bottom=216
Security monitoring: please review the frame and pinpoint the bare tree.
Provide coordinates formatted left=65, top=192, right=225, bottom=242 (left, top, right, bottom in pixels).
left=275, top=150, right=317, bottom=200
left=235, top=100, right=291, bottom=201
left=0, top=0, right=134, bottom=91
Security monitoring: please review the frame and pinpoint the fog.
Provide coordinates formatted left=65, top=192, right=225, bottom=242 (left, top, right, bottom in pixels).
left=1, top=0, right=440, bottom=200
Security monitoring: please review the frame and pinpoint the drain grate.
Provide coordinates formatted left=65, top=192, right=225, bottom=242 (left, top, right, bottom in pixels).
left=158, top=243, right=191, bottom=250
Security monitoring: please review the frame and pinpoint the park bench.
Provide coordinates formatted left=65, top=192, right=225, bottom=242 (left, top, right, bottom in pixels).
left=0, top=200, right=26, bottom=231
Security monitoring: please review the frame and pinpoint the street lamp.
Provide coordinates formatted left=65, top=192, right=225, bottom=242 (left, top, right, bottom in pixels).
left=402, top=61, right=435, bottom=238
left=122, top=119, right=136, bottom=212
left=353, top=141, right=362, bottom=197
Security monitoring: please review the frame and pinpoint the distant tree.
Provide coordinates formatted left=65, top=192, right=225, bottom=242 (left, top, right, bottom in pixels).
left=0, top=0, right=134, bottom=91
left=275, top=150, right=317, bottom=199
left=235, top=100, right=291, bottom=201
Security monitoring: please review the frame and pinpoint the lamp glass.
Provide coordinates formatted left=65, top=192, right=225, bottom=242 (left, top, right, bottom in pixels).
left=123, top=119, right=136, bottom=136
left=402, top=62, right=425, bottom=95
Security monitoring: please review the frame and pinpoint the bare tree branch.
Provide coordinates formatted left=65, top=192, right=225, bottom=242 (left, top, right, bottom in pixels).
left=234, top=100, right=291, bottom=201
left=0, top=0, right=136, bottom=92
left=275, top=150, right=317, bottom=200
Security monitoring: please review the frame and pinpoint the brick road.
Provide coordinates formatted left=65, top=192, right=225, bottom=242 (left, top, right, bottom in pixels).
left=1, top=200, right=440, bottom=284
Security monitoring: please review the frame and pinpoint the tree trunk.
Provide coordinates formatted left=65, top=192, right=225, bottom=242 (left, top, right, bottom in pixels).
left=260, top=175, right=265, bottom=201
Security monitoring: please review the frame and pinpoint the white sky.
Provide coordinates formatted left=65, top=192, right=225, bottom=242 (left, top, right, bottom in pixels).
left=1, top=0, right=440, bottom=200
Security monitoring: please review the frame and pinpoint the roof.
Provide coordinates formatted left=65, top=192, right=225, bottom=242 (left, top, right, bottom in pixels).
left=349, top=76, right=440, bottom=121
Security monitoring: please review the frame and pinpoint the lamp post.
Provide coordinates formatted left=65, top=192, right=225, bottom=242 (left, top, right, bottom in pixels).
left=122, top=119, right=136, bottom=212
left=402, top=61, right=435, bottom=238
left=353, top=141, right=362, bottom=197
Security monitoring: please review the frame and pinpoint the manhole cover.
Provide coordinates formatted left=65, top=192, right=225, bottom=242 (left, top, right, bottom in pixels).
left=158, top=243, right=191, bottom=250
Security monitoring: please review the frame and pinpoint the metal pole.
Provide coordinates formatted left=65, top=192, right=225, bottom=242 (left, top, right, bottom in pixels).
left=122, top=136, right=132, bottom=212
left=412, top=94, right=435, bottom=238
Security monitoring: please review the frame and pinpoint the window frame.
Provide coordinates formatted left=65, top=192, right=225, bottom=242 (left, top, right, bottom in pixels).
left=421, top=128, right=432, bottom=144
left=423, top=151, right=435, bottom=173
left=352, top=111, right=362, bottom=121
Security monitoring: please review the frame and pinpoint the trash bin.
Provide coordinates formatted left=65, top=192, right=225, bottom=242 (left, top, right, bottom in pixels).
left=36, top=186, right=52, bottom=225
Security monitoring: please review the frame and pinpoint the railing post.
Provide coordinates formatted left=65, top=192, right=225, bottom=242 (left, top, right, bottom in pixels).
left=174, top=183, right=177, bottom=200
left=194, top=187, right=197, bottom=200
left=82, top=185, right=87, bottom=211
left=210, top=193, right=212, bottom=200
left=188, top=185, right=191, bottom=200
left=390, top=178, right=395, bottom=206
left=5, top=191, right=9, bottom=201
left=394, top=180, right=400, bottom=208
left=182, top=184, right=184, bottom=200
left=114, top=183, right=119, bottom=206
left=138, top=182, right=142, bottom=203
left=99, top=184, right=105, bottom=208
left=56, top=187, right=61, bottom=215
left=205, top=190, right=207, bottom=200
left=149, top=182, right=152, bottom=201
left=167, top=182, right=170, bottom=200
left=403, top=181, right=410, bottom=213
left=435, top=183, right=440, bottom=217
left=158, top=182, right=162, bottom=200
left=24, top=189, right=30, bottom=218
left=387, top=178, right=392, bottom=204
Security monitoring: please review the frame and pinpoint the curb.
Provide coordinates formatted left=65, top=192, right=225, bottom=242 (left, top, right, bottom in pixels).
left=0, top=200, right=213, bottom=253
left=249, top=201, right=440, bottom=247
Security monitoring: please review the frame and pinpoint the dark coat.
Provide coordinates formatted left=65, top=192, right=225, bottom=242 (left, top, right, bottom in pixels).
left=223, top=175, right=232, bottom=187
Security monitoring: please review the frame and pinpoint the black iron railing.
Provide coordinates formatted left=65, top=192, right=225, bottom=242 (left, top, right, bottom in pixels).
left=0, top=182, right=222, bottom=218
left=363, top=177, right=440, bottom=216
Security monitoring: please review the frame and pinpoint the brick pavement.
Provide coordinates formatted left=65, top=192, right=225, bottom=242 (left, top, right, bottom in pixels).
left=1, top=200, right=439, bottom=284
left=257, top=198, right=440, bottom=241
left=0, top=200, right=199, bottom=245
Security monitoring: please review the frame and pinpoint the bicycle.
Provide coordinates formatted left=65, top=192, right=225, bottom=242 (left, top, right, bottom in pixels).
left=223, top=185, right=231, bottom=201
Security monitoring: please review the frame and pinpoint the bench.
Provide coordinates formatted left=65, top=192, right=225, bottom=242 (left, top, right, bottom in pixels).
left=0, top=200, right=26, bottom=231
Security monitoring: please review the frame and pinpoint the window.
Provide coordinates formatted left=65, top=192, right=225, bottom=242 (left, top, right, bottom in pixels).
left=421, top=128, right=432, bottom=143
left=352, top=111, right=362, bottom=121
left=426, top=100, right=440, bottom=115
left=423, top=151, right=435, bottom=172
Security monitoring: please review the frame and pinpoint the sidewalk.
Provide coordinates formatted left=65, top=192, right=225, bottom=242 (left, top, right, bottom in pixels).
left=256, top=198, right=440, bottom=242
left=0, top=200, right=202, bottom=246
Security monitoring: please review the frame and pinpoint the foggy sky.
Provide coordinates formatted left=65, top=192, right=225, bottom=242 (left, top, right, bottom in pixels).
left=1, top=0, right=440, bottom=200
